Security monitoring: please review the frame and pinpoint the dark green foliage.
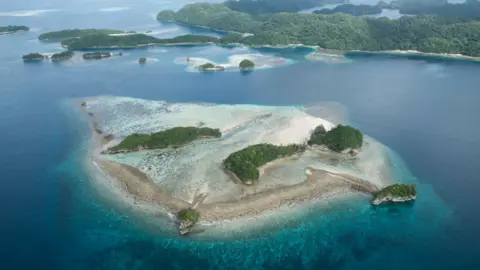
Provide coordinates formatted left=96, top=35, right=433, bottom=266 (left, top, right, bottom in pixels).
left=374, top=184, right=416, bottom=199
left=83, top=52, right=112, bottom=60
left=198, top=63, right=216, bottom=70
left=38, top=29, right=124, bottom=41
left=62, top=34, right=219, bottom=49
left=108, top=126, right=221, bottom=152
left=309, top=125, right=363, bottom=152
left=62, top=34, right=160, bottom=49
left=22, top=53, right=45, bottom=61
left=177, top=209, right=199, bottom=223
left=0, top=25, right=29, bottom=33
left=157, top=3, right=480, bottom=56
left=314, top=4, right=382, bottom=16
left=51, top=51, right=74, bottom=61
left=224, top=0, right=347, bottom=14
left=138, top=57, right=147, bottom=63
left=223, top=143, right=306, bottom=183
left=239, top=59, right=255, bottom=69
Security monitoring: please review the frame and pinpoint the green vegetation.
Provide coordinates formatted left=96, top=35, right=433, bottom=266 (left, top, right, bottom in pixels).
left=239, top=59, right=255, bottom=69
left=177, top=208, right=199, bottom=223
left=61, top=34, right=220, bottom=49
left=373, top=184, right=417, bottom=204
left=51, top=51, right=74, bottom=61
left=0, top=25, right=29, bottom=34
left=138, top=57, right=147, bottom=63
left=223, top=143, right=306, bottom=184
left=314, top=4, right=382, bottom=16
left=157, top=3, right=480, bottom=56
left=82, top=52, right=112, bottom=60
left=308, top=125, right=363, bottom=152
left=107, top=126, right=221, bottom=153
left=38, top=29, right=124, bottom=41
left=22, top=53, right=45, bottom=61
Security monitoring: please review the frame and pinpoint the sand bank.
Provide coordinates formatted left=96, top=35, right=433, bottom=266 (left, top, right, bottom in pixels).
left=85, top=108, right=380, bottom=223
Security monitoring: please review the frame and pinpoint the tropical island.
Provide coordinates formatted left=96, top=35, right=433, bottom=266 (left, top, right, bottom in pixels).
left=313, top=4, right=382, bottom=16
left=103, top=126, right=222, bottom=154
left=51, top=51, right=75, bottom=61
left=308, top=124, right=363, bottom=153
left=38, top=29, right=125, bottom=41
left=224, top=0, right=348, bottom=14
left=223, top=144, right=306, bottom=185
left=138, top=57, right=147, bottom=64
left=372, top=184, right=417, bottom=205
left=0, top=25, right=29, bottom=35
left=239, top=59, right=255, bottom=70
left=198, top=63, right=225, bottom=71
left=82, top=51, right=122, bottom=60
left=22, top=53, right=46, bottom=61
left=156, top=2, right=480, bottom=57
left=82, top=97, right=418, bottom=236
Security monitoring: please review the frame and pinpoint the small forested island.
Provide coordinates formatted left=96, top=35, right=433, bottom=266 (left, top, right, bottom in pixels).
left=51, top=51, right=75, bottom=61
left=398, top=0, right=480, bottom=19
left=22, top=53, right=46, bottom=61
left=61, top=33, right=220, bottom=49
left=308, top=124, right=363, bottom=153
left=138, top=57, right=147, bottom=64
left=104, top=126, right=221, bottom=154
left=0, top=25, right=29, bottom=35
left=82, top=52, right=122, bottom=60
left=157, top=2, right=480, bottom=56
left=372, top=184, right=417, bottom=205
left=198, top=63, right=225, bottom=71
left=314, top=4, right=382, bottom=16
left=38, top=29, right=125, bottom=41
left=177, top=208, right=200, bottom=235
left=223, top=143, right=306, bottom=185
left=239, top=59, right=255, bottom=70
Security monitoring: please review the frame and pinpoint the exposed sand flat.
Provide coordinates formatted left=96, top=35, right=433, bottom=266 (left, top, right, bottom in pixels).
left=81, top=97, right=390, bottom=225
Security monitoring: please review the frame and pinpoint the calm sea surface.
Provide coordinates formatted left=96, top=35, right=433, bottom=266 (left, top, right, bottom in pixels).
left=1, top=1, right=480, bottom=269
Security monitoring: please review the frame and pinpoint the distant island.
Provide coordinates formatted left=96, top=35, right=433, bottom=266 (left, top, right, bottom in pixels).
left=38, top=29, right=125, bottom=41
left=103, top=126, right=221, bottom=154
left=51, top=51, right=75, bottom=61
left=61, top=33, right=221, bottom=49
left=82, top=51, right=122, bottom=60
left=0, top=25, right=29, bottom=35
left=224, top=0, right=348, bottom=14
left=314, top=4, right=382, bottom=16
left=372, top=184, right=417, bottom=205
left=224, top=143, right=306, bottom=185
left=239, top=59, right=255, bottom=70
left=138, top=57, right=147, bottom=64
left=198, top=63, right=225, bottom=71
left=156, top=2, right=480, bottom=57
left=22, top=53, right=46, bottom=61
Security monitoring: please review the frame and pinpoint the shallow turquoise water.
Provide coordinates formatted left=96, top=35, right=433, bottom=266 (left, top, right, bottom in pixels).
left=1, top=0, right=480, bottom=269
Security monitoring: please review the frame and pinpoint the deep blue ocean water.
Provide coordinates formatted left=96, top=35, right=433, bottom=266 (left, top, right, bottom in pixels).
left=1, top=1, right=480, bottom=269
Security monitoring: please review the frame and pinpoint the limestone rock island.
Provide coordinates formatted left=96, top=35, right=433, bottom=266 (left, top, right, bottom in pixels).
left=372, top=184, right=417, bottom=205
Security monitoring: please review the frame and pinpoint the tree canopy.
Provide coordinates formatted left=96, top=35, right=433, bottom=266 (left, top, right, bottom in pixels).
left=0, top=25, right=29, bottom=34
left=314, top=4, right=382, bottom=16
left=239, top=59, right=255, bottom=69
left=107, top=126, right=221, bottom=153
left=157, top=2, right=480, bottom=56
left=22, top=53, right=45, bottom=61
left=223, top=143, right=306, bottom=184
left=38, top=29, right=124, bottom=41
left=224, top=0, right=347, bottom=14
left=308, top=124, right=363, bottom=152
left=51, top=51, right=74, bottom=61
